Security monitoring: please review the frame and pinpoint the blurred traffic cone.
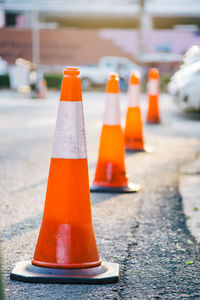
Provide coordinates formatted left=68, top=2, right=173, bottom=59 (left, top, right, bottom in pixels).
left=90, top=73, right=140, bottom=193
left=146, top=68, right=161, bottom=124
left=38, top=79, right=47, bottom=99
left=10, top=67, right=119, bottom=284
left=124, top=72, right=152, bottom=153
left=125, top=72, right=144, bottom=151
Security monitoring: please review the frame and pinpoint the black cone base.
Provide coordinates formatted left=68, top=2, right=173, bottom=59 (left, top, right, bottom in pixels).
left=90, top=182, right=141, bottom=193
left=126, top=145, right=153, bottom=153
left=10, top=260, right=119, bottom=284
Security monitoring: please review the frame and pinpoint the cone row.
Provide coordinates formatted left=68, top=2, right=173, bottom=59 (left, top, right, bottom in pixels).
left=10, top=66, right=161, bottom=285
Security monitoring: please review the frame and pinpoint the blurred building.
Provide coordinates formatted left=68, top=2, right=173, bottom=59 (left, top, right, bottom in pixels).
left=3, top=0, right=200, bottom=29
left=0, top=0, right=200, bottom=71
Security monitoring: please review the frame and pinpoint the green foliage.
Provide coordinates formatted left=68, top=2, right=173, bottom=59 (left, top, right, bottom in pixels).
left=0, top=73, right=62, bottom=90
left=44, top=73, right=62, bottom=90
left=193, top=207, right=198, bottom=211
left=186, top=260, right=194, bottom=265
left=0, top=72, right=172, bottom=92
left=160, top=73, right=171, bottom=92
left=0, top=74, right=10, bottom=89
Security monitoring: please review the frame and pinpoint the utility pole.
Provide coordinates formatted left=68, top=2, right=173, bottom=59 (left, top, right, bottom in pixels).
left=138, top=0, right=152, bottom=57
left=138, top=0, right=145, bottom=55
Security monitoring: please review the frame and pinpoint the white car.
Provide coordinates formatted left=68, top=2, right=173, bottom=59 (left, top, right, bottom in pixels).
left=168, top=61, right=200, bottom=96
left=79, top=56, right=143, bottom=91
left=168, top=62, right=200, bottom=112
left=183, top=45, right=200, bottom=65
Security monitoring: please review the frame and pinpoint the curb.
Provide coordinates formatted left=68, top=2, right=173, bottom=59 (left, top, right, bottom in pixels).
left=179, top=155, right=200, bottom=242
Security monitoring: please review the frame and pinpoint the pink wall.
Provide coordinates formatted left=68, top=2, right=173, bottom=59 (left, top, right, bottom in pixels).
left=100, top=29, right=200, bottom=56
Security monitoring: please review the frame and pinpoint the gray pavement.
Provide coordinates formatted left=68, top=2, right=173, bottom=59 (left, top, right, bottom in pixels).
left=0, top=91, right=200, bottom=299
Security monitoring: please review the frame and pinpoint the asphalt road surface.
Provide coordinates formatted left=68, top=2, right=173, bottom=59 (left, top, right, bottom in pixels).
left=0, top=91, right=200, bottom=299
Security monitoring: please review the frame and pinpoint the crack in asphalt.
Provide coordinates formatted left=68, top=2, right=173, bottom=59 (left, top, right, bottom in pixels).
left=117, top=222, right=140, bottom=300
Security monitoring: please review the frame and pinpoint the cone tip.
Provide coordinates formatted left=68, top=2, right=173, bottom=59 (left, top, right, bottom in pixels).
left=60, top=67, right=82, bottom=101
left=64, top=67, right=80, bottom=76
left=130, top=71, right=140, bottom=85
left=106, top=73, right=120, bottom=93
left=149, top=68, right=159, bottom=80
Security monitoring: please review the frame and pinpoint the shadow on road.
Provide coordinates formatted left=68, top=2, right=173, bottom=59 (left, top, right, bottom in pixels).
left=2, top=192, right=117, bottom=243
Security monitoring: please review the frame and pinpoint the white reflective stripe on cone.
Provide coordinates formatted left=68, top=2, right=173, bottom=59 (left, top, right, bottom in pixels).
left=128, top=85, right=140, bottom=107
left=52, top=101, right=87, bottom=159
left=148, top=79, right=159, bottom=95
left=103, top=93, right=121, bottom=125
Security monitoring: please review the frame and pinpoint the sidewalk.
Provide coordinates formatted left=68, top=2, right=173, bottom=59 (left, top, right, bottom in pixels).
left=179, top=154, right=200, bottom=242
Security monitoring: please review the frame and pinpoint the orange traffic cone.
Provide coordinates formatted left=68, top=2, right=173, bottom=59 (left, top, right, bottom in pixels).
left=10, top=67, right=119, bottom=284
left=124, top=72, right=152, bottom=153
left=90, top=73, right=140, bottom=193
left=146, top=68, right=161, bottom=124
left=125, top=72, right=143, bottom=151
left=38, top=79, right=47, bottom=99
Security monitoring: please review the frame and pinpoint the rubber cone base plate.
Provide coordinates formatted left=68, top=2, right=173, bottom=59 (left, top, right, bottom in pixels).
left=126, top=145, right=153, bottom=153
left=90, top=182, right=141, bottom=193
left=10, top=260, right=119, bottom=284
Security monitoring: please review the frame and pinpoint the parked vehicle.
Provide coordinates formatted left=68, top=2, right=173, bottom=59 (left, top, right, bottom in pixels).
left=168, top=45, right=200, bottom=111
left=168, top=61, right=200, bottom=112
left=182, top=45, right=200, bottom=66
left=79, top=56, right=143, bottom=91
left=168, top=61, right=200, bottom=95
